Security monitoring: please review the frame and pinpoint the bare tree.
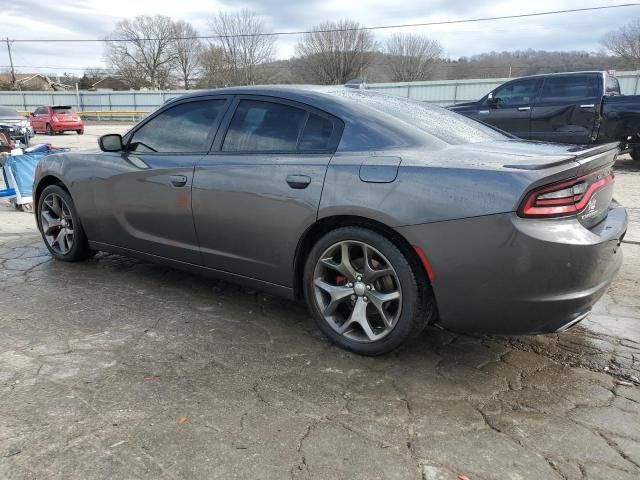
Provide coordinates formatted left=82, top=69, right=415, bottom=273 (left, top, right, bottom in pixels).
left=603, top=20, right=640, bottom=69
left=295, top=20, right=377, bottom=84
left=172, top=20, right=203, bottom=89
left=208, top=9, right=275, bottom=85
left=385, top=33, right=443, bottom=82
left=106, top=15, right=177, bottom=89
left=198, top=44, right=232, bottom=88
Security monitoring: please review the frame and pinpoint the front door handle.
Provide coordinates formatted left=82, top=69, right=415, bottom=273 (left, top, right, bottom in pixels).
left=170, top=174, right=188, bottom=187
left=517, top=106, right=531, bottom=111
left=286, top=174, right=311, bottom=189
left=580, top=104, right=595, bottom=109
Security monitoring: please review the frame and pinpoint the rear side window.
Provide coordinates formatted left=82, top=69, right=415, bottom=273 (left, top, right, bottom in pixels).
left=223, top=100, right=307, bottom=152
left=129, top=99, right=226, bottom=153
left=299, top=113, right=334, bottom=151
left=539, top=75, right=601, bottom=101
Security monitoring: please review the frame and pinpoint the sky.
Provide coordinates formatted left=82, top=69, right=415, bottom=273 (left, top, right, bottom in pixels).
left=0, top=0, right=636, bottom=76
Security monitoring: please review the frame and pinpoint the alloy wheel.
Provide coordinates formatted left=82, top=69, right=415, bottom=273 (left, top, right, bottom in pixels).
left=40, top=193, right=75, bottom=255
left=312, top=240, right=402, bottom=343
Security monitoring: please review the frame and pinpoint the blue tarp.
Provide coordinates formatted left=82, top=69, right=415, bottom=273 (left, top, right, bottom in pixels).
left=4, top=145, right=68, bottom=198
left=6, top=153, right=41, bottom=198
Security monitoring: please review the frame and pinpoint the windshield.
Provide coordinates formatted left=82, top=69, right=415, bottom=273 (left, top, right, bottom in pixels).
left=327, top=89, right=508, bottom=145
left=0, top=106, right=21, bottom=118
left=53, top=106, right=75, bottom=113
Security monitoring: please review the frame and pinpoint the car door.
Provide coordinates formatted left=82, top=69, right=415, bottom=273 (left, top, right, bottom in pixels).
left=31, top=107, right=44, bottom=131
left=192, top=96, right=343, bottom=286
left=91, top=97, right=231, bottom=264
left=480, top=78, right=541, bottom=138
left=530, top=74, right=602, bottom=144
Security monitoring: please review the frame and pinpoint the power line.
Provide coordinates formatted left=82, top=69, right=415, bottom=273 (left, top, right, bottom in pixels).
left=6, top=4, right=640, bottom=43
left=0, top=65, right=112, bottom=71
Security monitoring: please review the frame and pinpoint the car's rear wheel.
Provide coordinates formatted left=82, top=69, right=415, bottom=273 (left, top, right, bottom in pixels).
left=303, top=226, right=434, bottom=355
left=631, top=148, right=640, bottom=161
left=46, top=124, right=53, bottom=136
left=77, top=129, right=84, bottom=135
left=37, top=185, right=92, bottom=262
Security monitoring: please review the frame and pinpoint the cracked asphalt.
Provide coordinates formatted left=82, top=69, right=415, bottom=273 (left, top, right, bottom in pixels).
left=1, top=127, right=639, bottom=479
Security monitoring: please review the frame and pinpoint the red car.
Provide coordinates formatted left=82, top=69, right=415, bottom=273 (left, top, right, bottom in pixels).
left=29, top=105, right=84, bottom=135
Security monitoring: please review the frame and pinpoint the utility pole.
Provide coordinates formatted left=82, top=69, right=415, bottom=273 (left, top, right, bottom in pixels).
left=5, top=38, right=16, bottom=89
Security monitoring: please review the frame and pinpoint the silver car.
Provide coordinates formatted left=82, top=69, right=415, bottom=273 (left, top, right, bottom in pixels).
left=33, top=86, right=627, bottom=355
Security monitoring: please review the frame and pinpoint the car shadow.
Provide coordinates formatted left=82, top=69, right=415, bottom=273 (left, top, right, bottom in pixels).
left=615, top=156, right=640, bottom=172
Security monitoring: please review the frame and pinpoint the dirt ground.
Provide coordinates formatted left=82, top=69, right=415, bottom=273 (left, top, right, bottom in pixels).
left=1, top=126, right=639, bottom=479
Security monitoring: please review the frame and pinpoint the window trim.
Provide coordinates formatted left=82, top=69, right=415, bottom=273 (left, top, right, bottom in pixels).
left=212, top=95, right=344, bottom=155
left=122, top=95, right=233, bottom=155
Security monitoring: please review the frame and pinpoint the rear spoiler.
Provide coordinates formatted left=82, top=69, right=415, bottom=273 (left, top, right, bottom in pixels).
left=504, top=142, right=620, bottom=170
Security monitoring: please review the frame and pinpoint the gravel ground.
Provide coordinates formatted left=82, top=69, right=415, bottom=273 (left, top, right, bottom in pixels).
left=0, top=125, right=639, bottom=479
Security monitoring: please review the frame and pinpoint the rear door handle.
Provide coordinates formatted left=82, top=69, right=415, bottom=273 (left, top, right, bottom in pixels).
left=286, top=174, right=311, bottom=189
left=517, top=106, right=531, bottom=111
left=580, top=104, right=595, bottom=108
left=170, top=174, right=188, bottom=187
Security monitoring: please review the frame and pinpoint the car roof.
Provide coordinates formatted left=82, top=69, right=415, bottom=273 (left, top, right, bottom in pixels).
left=168, top=85, right=347, bottom=111
left=504, top=71, right=606, bottom=81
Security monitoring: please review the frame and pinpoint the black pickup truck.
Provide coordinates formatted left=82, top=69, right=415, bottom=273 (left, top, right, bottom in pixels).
left=449, top=71, right=640, bottom=160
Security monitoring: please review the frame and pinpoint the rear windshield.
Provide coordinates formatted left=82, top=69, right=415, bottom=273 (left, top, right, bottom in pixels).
left=0, top=106, right=21, bottom=117
left=327, top=89, right=507, bottom=145
left=605, top=76, right=621, bottom=96
left=52, top=106, right=75, bottom=113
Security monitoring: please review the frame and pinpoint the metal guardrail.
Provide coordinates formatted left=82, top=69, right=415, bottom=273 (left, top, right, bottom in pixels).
left=5, top=70, right=640, bottom=118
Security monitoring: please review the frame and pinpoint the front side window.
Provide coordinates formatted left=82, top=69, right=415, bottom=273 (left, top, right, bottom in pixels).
left=493, top=79, right=539, bottom=106
left=539, top=75, right=600, bottom=101
left=129, top=99, right=226, bottom=153
left=222, top=100, right=307, bottom=152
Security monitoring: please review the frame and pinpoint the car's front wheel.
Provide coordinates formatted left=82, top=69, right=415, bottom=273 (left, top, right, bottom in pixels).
left=303, top=226, right=434, bottom=355
left=37, top=185, right=92, bottom=262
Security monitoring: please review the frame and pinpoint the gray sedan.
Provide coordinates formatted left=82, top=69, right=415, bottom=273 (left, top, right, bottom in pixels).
left=33, top=86, right=627, bottom=355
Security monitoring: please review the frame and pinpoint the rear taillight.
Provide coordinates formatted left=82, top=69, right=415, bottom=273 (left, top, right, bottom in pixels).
left=519, top=169, right=614, bottom=218
left=51, top=115, right=59, bottom=122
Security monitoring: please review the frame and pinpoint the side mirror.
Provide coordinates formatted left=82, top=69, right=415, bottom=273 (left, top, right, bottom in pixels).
left=99, top=134, right=124, bottom=152
left=486, top=92, right=499, bottom=108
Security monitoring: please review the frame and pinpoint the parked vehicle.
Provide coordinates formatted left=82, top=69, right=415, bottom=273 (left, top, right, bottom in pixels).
left=449, top=71, right=640, bottom=160
left=0, top=106, right=32, bottom=146
left=33, top=87, right=627, bottom=355
left=29, top=105, right=84, bottom=135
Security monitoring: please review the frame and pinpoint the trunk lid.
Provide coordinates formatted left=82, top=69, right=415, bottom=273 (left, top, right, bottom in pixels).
left=432, top=140, right=619, bottom=229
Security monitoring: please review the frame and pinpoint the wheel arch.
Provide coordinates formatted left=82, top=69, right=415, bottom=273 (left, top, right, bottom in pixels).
left=34, top=175, right=69, bottom=212
left=293, top=214, right=433, bottom=300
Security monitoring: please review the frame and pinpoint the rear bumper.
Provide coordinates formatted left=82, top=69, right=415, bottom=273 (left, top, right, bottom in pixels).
left=397, top=202, right=627, bottom=334
left=51, top=122, right=83, bottom=132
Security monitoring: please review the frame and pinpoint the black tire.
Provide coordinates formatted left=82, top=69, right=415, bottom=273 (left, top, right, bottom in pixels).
left=630, top=149, right=640, bottom=161
left=37, top=184, right=92, bottom=262
left=303, top=226, right=434, bottom=356
left=46, top=124, right=54, bottom=136
left=77, top=129, right=84, bottom=135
